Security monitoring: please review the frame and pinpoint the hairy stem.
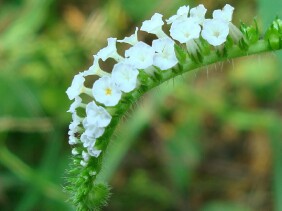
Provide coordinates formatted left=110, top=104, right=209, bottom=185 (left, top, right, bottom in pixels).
left=68, top=35, right=282, bottom=210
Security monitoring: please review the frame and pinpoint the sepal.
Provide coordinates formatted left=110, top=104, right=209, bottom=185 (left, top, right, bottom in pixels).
left=174, top=44, right=187, bottom=65
left=240, top=20, right=260, bottom=44
left=265, top=18, right=282, bottom=50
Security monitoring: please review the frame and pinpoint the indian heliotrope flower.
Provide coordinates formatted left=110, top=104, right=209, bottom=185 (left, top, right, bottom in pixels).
left=86, top=101, right=112, bottom=127
left=97, top=38, right=123, bottom=62
left=170, top=18, right=201, bottom=43
left=83, top=55, right=110, bottom=77
left=118, top=27, right=139, bottom=45
left=201, top=19, right=229, bottom=46
left=66, top=73, right=85, bottom=100
left=166, top=5, right=189, bottom=24
left=112, top=63, right=139, bottom=93
left=190, top=4, right=207, bottom=25
left=124, top=41, right=155, bottom=69
left=67, top=96, right=83, bottom=113
left=92, top=76, right=122, bottom=106
left=152, top=37, right=178, bottom=70
left=141, top=13, right=167, bottom=38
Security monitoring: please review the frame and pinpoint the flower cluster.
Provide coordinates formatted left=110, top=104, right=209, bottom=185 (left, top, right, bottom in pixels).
left=66, top=4, right=243, bottom=168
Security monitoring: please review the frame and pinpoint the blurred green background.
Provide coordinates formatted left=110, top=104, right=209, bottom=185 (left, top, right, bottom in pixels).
left=0, top=0, right=282, bottom=210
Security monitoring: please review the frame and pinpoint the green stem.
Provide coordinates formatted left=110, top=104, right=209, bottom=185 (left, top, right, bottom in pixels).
left=69, top=37, right=282, bottom=210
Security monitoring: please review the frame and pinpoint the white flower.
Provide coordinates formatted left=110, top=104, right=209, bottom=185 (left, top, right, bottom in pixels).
left=213, top=4, right=243, bottom=43
left=112, top=63, right=139, bottom=93
left=68, top=135, right=79, bottom=145
left=87, top=141, right=102, bottom=157
left=92, top=76, right=122, bottom=106
left=83, top=119, right=105, bottom=139
left=201, top=19, right=229, bottom=46
left=89, top=171, right=97, bottom=176
left=67, top=96, right=82, bottom=113
left=166, top=5, right=189, bottom=24
left=118, top=27, right=139, bottom=45
left=66, top=73, right=85, bottom=100
left=170, top=18, right=201, bottom=43
left=141, top=13, right=167, bottom=38
left=68, top=121, right=80, bottom=136
left=72, top=111, right=83, bottom=123
left=125, top=41, right=155, bottom=69
left=88, top=147, right=102, bottom=157
left=82, top=151, right=90, bottom=161
left=81, top=132, right=96, bottom=148
left=190, top=4, right=207, bottom=25
left=83, top=55, right=110, bottom=77
left=213, top=4, right=234, bottom=23
left=71, top=148, right=79, bottom=155
left=86, top=101, right=112, bottom=127
left=68, top=112, right=82, bottom=136
left=97, top=38, right=123, bottom=62
left=69, top=118, right=80, bottom=130
left=81, top=133, right=101, bottom=157
left=80, top=160, right=87, bottom=167
left=152, top=37, right=178, bottom=70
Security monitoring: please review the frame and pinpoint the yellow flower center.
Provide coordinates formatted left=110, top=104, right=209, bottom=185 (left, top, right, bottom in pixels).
left=105, top=88, right=112, bottom=95
left=213, top=31, right=220, bottom=38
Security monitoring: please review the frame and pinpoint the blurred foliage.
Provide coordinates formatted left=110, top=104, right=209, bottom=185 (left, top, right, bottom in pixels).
left=0, top=0, right=281, bottom=210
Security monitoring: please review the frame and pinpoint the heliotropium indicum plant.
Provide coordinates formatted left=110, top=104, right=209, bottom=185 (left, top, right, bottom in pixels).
left=65, top=4, right=282, bottom=210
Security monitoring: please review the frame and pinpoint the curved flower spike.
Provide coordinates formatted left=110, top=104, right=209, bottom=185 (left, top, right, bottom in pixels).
left=97, top=38, right=123, bottom=62
left=141, top=13, right=168, bottom=38
left=118, top=27, right=139, bottom=45
left=166, top=5, right=189, bottom=24
left=65, top=3, right=282, bottom=210
left=92, top=76, right=122, bottom=107
left=152, top=37, right=178, bottom=70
